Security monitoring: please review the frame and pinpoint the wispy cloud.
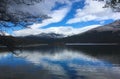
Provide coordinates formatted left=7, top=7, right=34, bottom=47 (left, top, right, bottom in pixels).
left=30, top=7, right=70, bottom=29
left=67, top=0, right=120, bottom=24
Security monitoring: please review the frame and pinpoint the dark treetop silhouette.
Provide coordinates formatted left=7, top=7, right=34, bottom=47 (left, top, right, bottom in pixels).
left=0, top=0, right=51, bottom=29
left=0, top=0, right=51, bottom=52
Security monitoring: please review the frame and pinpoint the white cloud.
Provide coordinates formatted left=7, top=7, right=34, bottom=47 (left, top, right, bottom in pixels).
left=30, top=7, right=70, bottom=29
left=8, top=0, right=76, bottom=17
left=67, top=0, right=120, bottom=24
left=13, top=24, right=100, bottom=36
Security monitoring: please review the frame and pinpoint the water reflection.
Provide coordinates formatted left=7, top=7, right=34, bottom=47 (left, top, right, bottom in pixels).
left=0, top=46, right=120, bottom=79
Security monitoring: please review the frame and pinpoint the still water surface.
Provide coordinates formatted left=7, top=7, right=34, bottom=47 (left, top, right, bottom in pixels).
left=0, top=46, right=120, bottom=79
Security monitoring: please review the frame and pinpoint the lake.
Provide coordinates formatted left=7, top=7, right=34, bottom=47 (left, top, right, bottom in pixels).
left=0, top=46, right=120, bottom=79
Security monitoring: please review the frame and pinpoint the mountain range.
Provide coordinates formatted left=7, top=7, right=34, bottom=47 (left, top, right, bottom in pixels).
left=63, top=20, right=120, bottom=43
left=1, top=20, right=120, bottom=47
left=15, top=20, right=120, bottom=46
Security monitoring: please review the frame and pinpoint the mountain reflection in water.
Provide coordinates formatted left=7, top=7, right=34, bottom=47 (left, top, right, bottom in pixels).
left=0, top=46, right=120, bottom=79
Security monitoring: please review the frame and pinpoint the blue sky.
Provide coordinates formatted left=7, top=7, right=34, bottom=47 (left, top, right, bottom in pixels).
left=2, top=0, right=120, bottom=36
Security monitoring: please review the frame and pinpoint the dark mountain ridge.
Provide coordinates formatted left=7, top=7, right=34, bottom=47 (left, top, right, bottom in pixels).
left=63, top=20, right=120, bottom=43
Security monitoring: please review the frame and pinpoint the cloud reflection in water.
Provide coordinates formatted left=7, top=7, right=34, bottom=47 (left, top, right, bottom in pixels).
left=0, top=47, right=120, bottom=79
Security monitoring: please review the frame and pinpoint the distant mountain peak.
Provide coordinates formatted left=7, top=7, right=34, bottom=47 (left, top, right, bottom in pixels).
left=25, top=32, right=65, bottom=38
left=37, top=33, right=65, bottom=38
left=0, top=31, right=10, bottom=36
left=92, top=20, right=120, bottom=32
left=106, top=20, right=120, bottom=27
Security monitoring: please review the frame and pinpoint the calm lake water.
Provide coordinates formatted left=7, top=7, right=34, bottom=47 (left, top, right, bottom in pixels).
left=0, top=46, right=120, bottom=79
